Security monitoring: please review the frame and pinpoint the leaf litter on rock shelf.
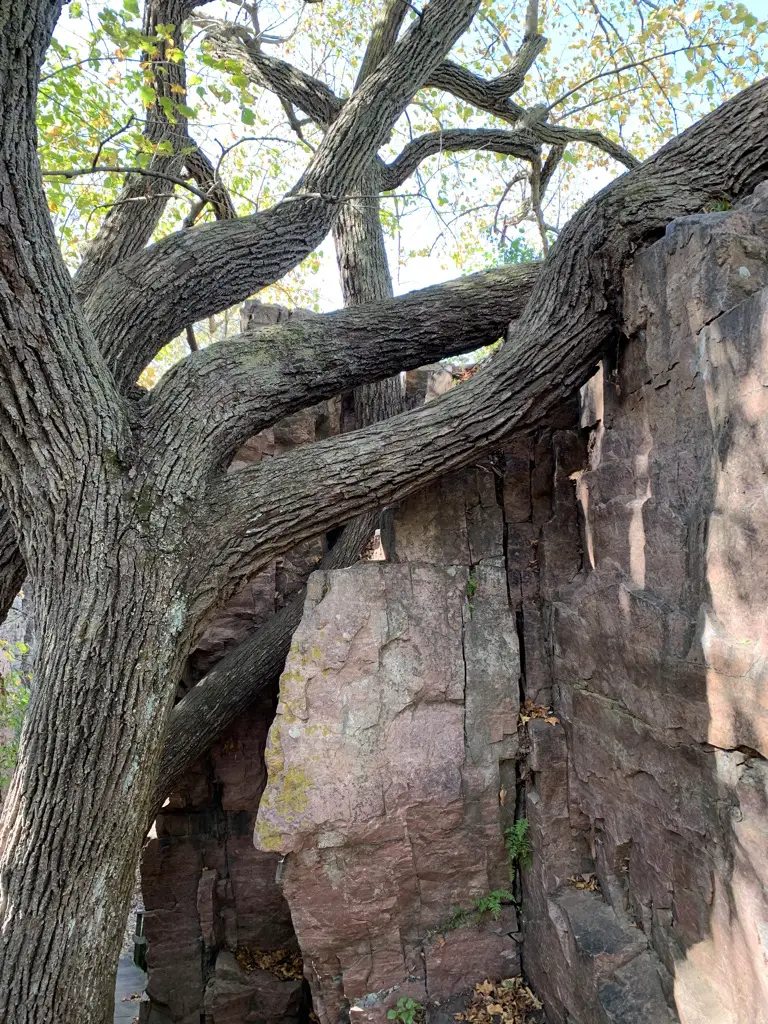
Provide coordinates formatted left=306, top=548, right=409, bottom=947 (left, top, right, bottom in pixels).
left=518, top=699, right=558, bottom=726
left=235, top=946, right=304, bottom=979
left=456, top=977, right=543, bottom=1023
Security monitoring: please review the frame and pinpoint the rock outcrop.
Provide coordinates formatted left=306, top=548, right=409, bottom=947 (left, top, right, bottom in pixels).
left=523, top=187, right=768, bottom=1024
left=255, top=464, right=523, bottom=1021
left=140, top=401, right=338, bottom=1024
left=141, top=187, right=768, bottom=1024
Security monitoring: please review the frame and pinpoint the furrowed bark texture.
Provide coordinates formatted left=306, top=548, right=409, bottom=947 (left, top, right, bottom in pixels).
left=0, top=4, right=185, bottom=1021
left=0, top=509, right=25, bottom=624
left=84, top=0, right=482, bottom=388
left=143, top=261, right=540, bottom=469
left=198, top=77, right=768, bottom=599
left=336, top=5, right=404, bottom=429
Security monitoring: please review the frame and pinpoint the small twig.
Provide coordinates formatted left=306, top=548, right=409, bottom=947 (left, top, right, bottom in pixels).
left=493, top=173, right=527, bottom=235
left=548, top=45, right=699, bottom=113
left=185, top=325, right=199, bottom=352
left=90, top=115, right=136, bottom=169
left=41, top=164, right=210, bottom=202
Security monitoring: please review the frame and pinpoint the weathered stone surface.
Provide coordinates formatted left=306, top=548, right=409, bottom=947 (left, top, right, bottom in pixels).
left=202, top=952, right=304, bottom=1024
left=141, top=395, right=339, bottom=1023
left=255, top=470, right=522, bottom=1021
left=523, top=189, right=768, bottom=1024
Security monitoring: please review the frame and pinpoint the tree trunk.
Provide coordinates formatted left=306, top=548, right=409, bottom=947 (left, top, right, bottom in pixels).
left=335, top=160, right=405, bottom=427
left=0, top=519, right=192, bottom=1022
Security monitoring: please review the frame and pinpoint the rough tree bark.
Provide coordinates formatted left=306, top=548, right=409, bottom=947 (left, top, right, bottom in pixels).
left=1, top=2, right=767, bottom=1022
left=0, top=2, right=483, bottom=1020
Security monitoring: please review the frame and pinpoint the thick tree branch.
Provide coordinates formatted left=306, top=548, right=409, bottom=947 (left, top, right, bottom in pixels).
left=425, top=60, right=527, bottom=123
left=533, top=122, right=640, bottom=170
left=355, top=0, right=410, bottom=90
left=83, top=0, right=482, bottom=389
left=195, top=76, right=768, bottom=596
left=382, top=126, right=540, bottom=189
left=201, top=19, right=343, bottom=127
left=144, top=262, right=540, bottom=470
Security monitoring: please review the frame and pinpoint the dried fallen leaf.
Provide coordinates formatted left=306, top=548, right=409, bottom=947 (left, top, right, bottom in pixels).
left=544, top=716, right=559, bottom=726
left=499, top=788, right=507, bottom=806
left=568, top=873, right=601, bottom=893
left=235, top=946, right=303, bottom=979
left=456, top=976, right=543, bottom=1023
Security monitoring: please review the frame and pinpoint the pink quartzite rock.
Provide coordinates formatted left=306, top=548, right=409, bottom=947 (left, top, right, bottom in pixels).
left=523, top=187, right=768, bottom=1024
left=255, top=481, right=522, bottom=1021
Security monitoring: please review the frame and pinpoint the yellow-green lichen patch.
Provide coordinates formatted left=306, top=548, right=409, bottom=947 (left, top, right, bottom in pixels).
left=254, top=816, right=283, bottom=852
left=264, top=770, right=313, bottom=823
left=264, top=728, right=285, bottom=776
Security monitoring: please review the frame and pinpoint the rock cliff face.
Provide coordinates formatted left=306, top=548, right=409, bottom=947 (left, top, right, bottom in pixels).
left=141, top=188, right=768, bottom=1023
left=523, top=188, right=768, bottom=1024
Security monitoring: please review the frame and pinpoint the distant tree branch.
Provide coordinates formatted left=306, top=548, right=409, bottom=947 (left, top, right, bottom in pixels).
left=201, top=18, right=344, bottom=127
left=382, top=126, right=540, bottom=189
left=42, top=164, right=212, bottom=202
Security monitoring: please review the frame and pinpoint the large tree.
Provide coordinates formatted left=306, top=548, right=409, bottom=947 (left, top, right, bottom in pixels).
left=0, top=0, right=767, bottom=1020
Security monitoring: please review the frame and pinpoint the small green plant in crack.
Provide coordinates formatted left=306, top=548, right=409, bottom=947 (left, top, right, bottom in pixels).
left=387, top=996, right=424, bottom=1024
left=703, top=196, right=732, bottom=213
left=445, top=903, right=471, bottom=930
left=474, top=888, right=515, bottom=921
left=443, top=888, right=514, bottom=932
left=505, top=818, right=532, bottom=881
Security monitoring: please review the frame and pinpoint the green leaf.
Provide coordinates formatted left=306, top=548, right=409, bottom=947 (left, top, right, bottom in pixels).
left=123, top=0, right=140, bottom=15
left=241, top=106, right=255, bottom=125
left=138, top=84, right=157, bottom=107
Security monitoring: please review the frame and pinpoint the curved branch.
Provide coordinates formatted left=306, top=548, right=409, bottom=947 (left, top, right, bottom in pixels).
left=84, top=0, right=483, bottom=388
left=143, top=262, right=540, bottom=470
left=532, top=122, right=640, bottom=170
left=194, top=76, right=768, bottom=596
left=425, top=60, right=526, bottom=124
left=201, top=19, right=343, bottom=127
left=382, top=126, right=540, bottom=189
left=184, top=145, right=237, bottom=220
